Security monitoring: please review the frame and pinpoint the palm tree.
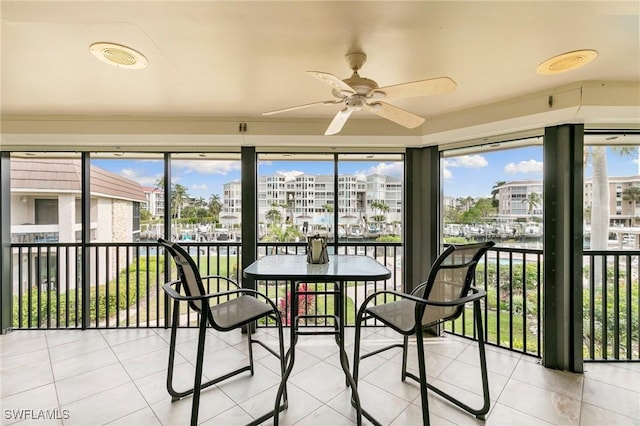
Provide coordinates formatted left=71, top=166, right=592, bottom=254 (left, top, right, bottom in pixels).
left=370, top=201, right=390, bottom=225
left=321, top=203, right=333, bottom=231
left=208, top=193, right=222, bottom=221
left=622, top=185, right=640, bottom=225
left=589, top=146, right=637, bottom=250
left=171, top=183, right=189, bottom=219
left=588, top=146, right=636, bottom=284
left=526, top=192, right=541, bottom=216
left=265, top=203, right=283, bottom=226
left=491, top=180, right=507, bottom=208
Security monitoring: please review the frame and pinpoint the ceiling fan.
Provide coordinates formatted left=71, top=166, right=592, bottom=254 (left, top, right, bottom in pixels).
left=263, top=52, right=457, bottom=135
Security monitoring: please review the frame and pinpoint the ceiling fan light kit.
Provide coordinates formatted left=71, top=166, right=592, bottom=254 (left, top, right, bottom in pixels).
left=263, top=52, right=457, bottom=135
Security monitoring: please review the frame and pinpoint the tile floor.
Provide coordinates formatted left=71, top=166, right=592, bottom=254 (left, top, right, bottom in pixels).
left=1, top=327, right=639, bottom=426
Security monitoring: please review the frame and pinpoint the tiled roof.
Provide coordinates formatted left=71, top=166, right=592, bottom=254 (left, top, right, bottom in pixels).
left=11, top=158, right=147, bottom=202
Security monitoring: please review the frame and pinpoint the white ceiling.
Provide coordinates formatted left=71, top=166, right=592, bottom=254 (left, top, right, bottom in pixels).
left=1, top=1, right=639, bottom=150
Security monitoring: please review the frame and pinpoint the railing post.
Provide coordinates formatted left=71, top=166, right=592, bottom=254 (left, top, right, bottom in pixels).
left=543, top=124, right=584, bottom=372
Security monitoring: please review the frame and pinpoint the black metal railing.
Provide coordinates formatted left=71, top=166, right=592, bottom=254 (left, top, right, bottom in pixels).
left=584, top=250, right=640, bottom=361
left=9, top=241, right=639, bottom=361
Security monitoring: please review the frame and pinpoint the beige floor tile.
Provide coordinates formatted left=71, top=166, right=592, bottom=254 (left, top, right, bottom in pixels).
left=498, top=378, right=581, bottom=425
left=580, top=402, right=640, bottom=426
left=0, top=332, right=47, bottom=359
left=110, top=334, right=170, bottom=361
left=582, top=377, right=640, bottom=420
left=485, top=403, right=554, bottom=425
left=216, top=362, right=283, bottom=404
left=289, top=360, right=351, bottom=403
left=584, top=362, right=640, bottom=393
left=0, top=384, right=61, bottom=426
left=511, top=357, right=584, bottom=400
left=295, top=405, right=354, bottom=426
left=61, top=382, right=148, bottom=426
left=104, top=407, right=162, bottom=426
left=258, top=384, right=324, bottom=426
left=200, top=405, right=256, bottom=426
left=150, top=384, right=236, bottom=425
left=55, top=362, right=131, bottom=405
left=51, top=346, right=119, bottom=381
left=437, top=358, right=508, bottom=401
left=120, top=346, right=186, bottom=380
left=0, top=356, right=54, bottom=398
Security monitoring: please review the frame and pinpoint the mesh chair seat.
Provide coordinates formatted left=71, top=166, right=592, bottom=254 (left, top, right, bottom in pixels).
left=211, top=295, right=275, bottom=330
left=366, top=298, right=445, bottom=333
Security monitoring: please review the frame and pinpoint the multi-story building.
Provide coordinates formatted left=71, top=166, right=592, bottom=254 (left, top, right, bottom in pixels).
left=496, top=176, right=640, bottom=226
left=226, top=173, right=402, bottom=230
left=496, top=180, right=544, bottom=219
left=585, top=175, right=640, bottom=227
left=141, top=186, right=164, bottom=218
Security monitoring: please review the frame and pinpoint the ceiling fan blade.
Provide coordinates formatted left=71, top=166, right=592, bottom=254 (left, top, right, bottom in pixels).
left=365, top=101, right=425, bottom=129
left=374, top=77, right=456, bottom=99
left=263, top=99, right=340, bottom=116
left=325, top=108, right=354, bottom=135
left=307, top=71, right=356, bottom=97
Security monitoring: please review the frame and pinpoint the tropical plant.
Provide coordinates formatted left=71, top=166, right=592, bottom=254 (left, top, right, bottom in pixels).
left=491, top=180, right=507, bottom=208
left=526, top=191, right=541, bottom=216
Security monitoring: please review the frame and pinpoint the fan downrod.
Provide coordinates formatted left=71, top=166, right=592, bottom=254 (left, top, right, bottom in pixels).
left=346, top=53, right=367, bottom=73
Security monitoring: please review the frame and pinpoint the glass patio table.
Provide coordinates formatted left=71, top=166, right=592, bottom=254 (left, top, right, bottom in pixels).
left=243, top=254, right=391, bottom=425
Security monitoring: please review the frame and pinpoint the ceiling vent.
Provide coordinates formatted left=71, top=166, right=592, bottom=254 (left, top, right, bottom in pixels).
left=536, top=49, right=598, bottom=75
left=89, top=42, right=148, bottom=70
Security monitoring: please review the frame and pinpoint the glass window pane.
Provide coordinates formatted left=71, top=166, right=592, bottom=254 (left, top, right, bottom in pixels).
left=584, top=133, right=640, bottom=250
left=170, top=155, right=241, bottom=242
left=441, top=138, right=543, bottom=249
left=337, top=154, right=404, bottom=243
left=91, top=154, right=164, bottom=242
left=257, top=153, right=333, bottom=243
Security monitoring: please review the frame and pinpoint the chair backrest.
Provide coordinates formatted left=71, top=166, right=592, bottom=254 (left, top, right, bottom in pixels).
left=416, top=241, right=495, bottom=325
left=158, top=238, right=207, bottom=313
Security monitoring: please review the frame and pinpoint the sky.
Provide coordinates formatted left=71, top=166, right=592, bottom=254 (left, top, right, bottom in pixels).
left=91, top=146, right=640, bottom=201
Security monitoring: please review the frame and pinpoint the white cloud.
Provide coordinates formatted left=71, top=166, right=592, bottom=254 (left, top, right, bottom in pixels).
left=276, top=170, right=305, bottom=181
left=173, top=160, right=241, bottom=175
left=442, top=163, right=453, bottom=180
left=191, top=183, right=208, bottom=191
left=358, top=162, right=404, bottom=178
left=120, top=168, right=161, bottom=186
left=504, top=159, right=543, bottom=175
left=447, top=155, right=488, bottom=168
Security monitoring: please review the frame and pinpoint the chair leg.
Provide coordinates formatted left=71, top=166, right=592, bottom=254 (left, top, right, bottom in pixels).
left=423, top=300, right=491, bottom=419
left=401, top=335, right=409, bottom=381
left=190, top=311, right=209, bottom=426
left=247, top=322, right=255, bottom=376
left=166, top=299, right=183, bottom=401
left=415, top=329, right=431, bottom=426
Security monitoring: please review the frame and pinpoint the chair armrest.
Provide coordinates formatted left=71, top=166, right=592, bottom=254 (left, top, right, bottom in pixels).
left=200, top=274, right=241, bottom=289
left=360, top=286, right=487, bottom=309
left=162, top=281, right=278, bottom=311
left=421, top=286, right=487, bottom=307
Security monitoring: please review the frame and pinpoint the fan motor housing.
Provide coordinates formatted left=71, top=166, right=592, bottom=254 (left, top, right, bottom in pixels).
left=342, top=76, right=378, bottom=95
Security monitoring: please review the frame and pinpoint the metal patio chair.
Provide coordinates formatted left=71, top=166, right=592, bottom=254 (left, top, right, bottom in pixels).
left=159, top=238, right=287, bottom=426
left=352, top=241, right=495, bottom=426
